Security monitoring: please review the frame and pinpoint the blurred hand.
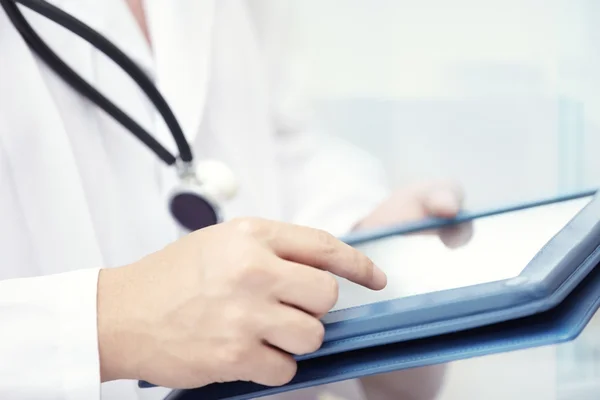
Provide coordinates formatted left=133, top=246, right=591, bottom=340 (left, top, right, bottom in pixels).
left=355, top=181, right=470, bottom=399
left=355, top=180, right=473, bottom=248
left=97, top=218, right=386, bottom=389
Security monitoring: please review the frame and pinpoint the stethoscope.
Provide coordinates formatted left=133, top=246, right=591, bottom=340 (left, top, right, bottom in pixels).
left=0, top=0, right=239, bottom=232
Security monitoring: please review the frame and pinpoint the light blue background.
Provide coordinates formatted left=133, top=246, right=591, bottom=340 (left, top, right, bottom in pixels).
left=283, top=1, right=600, bottom=398
left=285, top=0, right=600, bottom=208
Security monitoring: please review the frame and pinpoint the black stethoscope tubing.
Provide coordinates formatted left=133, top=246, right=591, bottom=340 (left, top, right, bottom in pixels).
left=0, top=0, right=192, bottom=168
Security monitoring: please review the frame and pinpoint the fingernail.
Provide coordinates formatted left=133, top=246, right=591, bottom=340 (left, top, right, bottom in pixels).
left=372, top=266, right=388, bottom=290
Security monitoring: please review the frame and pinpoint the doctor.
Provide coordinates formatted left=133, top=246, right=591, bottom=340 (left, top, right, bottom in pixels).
left=0, top=0, right=471, bottom=399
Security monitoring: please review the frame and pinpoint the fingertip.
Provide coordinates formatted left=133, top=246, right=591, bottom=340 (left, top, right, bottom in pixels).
left=371, top=265, right=388, bottom=290
left=426, top=190, right=462, bottom=217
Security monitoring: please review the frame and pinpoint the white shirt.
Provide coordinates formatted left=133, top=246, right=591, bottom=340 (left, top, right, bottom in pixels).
left=0, top=1, right=389, bottom=399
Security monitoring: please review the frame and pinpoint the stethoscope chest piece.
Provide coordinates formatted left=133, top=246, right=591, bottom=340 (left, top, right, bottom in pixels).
left=169, top=160, right=239, bottom=232
left=169, top=182, right=221, bottom=232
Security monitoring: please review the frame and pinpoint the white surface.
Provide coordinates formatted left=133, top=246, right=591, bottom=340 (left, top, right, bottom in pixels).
left=335, top=196, right=592, bottom=311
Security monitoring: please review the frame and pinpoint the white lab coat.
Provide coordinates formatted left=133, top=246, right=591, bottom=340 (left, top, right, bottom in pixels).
left=0, top=1, right=389, bottom=399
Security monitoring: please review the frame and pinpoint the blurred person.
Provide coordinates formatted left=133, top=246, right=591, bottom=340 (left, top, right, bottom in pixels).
left=0, top=1, right=471, bottom=400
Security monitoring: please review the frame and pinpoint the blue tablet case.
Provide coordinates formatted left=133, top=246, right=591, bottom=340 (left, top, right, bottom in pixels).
left=151, top=190, right=600, bottom=400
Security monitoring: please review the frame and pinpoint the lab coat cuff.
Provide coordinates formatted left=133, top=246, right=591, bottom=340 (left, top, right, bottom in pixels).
left=56, top=268, right=102, bottom=400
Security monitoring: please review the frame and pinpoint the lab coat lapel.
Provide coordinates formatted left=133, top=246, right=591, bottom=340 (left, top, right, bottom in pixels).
left=146, top=0, right=216, bottom=144
left=0, top=8, right=105, bottom=274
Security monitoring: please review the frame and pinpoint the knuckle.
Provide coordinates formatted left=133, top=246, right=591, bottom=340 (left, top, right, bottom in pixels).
left=272, top=360, right=297, bottom=386
left=304, top=320, right=325, bottom=353
left=314, top=272, right=339, bottom=313
left=230, top=217, right=267, bottom=237
left=350, top=251, right=374, bottom=282
left=316, top=229, right=337, bottom=256
left=219, top=342, right=251, bottom=367
left=323, top=273, right=340, bottom=309
left=234, top=260, right=275, bottom=288
left=222, top=303, right=250, bottom=330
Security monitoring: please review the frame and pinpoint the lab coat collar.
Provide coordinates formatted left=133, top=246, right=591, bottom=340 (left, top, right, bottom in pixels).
left=145, top=0, right=216, bottom=144
left=100, top=0, right=156, bottom=79
left=50, top=0, right=216, bottom=148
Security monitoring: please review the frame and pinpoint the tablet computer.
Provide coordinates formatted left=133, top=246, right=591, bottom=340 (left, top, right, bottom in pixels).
left=304, top=191, right=600, bottom=360
left=145, top=189, right=600, bottom=398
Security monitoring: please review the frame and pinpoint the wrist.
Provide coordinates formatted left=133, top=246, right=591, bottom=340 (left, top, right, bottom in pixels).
left=97, top=266, right=140, bottom=382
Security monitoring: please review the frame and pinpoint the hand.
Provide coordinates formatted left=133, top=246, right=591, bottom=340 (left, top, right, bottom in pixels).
left=355, top=180, right=473, bottom=248
left=96, top=218, right=386, bottom=389
left=356, top=180, right=470, bottom=400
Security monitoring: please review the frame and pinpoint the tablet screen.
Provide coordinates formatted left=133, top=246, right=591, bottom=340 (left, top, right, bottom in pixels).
left=334, top=195, right=594, bottom=311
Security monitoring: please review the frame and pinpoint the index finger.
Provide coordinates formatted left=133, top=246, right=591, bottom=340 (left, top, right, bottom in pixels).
left=264, top=222, right=387, bottom=291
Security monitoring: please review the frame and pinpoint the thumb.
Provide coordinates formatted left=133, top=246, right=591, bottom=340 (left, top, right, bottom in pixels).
left=421, top=184, right=464, bottom=218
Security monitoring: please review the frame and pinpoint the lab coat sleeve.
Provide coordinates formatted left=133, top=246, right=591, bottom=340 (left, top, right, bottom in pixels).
left=247, top=1, right=391, bottom=235
left=0, top=268, right=101, bottom=400
left=274, top=129, right=391, bottom=236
